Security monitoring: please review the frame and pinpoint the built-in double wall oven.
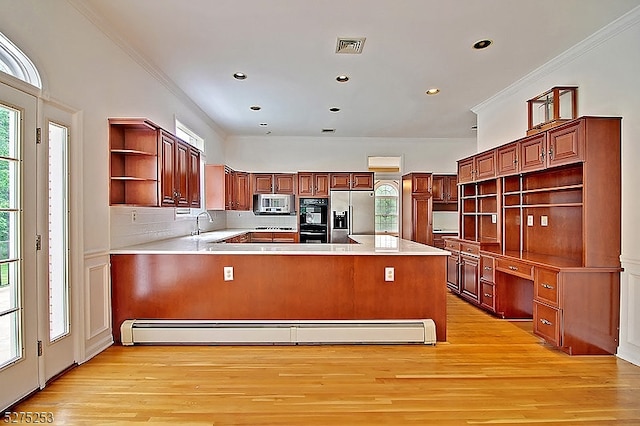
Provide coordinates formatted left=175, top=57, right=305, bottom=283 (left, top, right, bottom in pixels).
left=299, top=198, right=328, bottom=243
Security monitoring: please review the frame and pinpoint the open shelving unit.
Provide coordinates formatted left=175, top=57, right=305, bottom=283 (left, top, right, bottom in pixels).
left=109, top=118, right=160, bottom=206
left=501, top=164, right=584, bottom=265
left=460, top=179, right=499, bottom=244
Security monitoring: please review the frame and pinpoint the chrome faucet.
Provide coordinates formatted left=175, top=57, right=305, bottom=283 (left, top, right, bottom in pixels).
left=194, top=211, right=213, bottom=235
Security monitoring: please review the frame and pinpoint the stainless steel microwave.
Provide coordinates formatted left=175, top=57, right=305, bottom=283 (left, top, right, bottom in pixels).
left=253, top=193, right=295, bottom=215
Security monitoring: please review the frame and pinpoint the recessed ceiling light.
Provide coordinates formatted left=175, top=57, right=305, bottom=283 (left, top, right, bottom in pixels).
left=336, top=75, right=350, bottom=83
left=426, top=88, right=440, bottom=95
left=250, top=105, right=261, bottom=111
left=259, top=123, right=268, bottom=126
left=329, top=107, right=341, bottom=112
left=233, top=72, right=247, bottom=80
left=472, top=39, right=492, bottom=50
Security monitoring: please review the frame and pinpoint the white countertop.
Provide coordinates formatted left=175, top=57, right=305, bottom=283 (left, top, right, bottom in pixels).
left=111, top=230, right=450, bottom=256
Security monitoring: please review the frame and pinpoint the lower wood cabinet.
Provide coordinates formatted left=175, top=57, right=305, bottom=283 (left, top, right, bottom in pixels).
left=533, top=301, right=561, bottom=347
left=445, top=238, right=620, bottom=355
left=250, top=232, right=299, bottom=243
left=460, top=252, right=479, bottom=304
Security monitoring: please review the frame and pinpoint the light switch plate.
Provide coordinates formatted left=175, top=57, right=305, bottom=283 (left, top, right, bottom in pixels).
left=541, top=215, right=548, bottom=226
left=527, top=215, right=534, bottom=226
left=491, top=214, right=497, bottom=224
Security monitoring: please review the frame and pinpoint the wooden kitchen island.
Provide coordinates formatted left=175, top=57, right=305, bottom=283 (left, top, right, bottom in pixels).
left=110, top=234, right=449, bottom=343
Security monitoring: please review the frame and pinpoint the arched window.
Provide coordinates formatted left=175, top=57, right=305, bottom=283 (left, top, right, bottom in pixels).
left=374, top=181, right=399, bottom=235
left=0, top=32, right=42, bottom=88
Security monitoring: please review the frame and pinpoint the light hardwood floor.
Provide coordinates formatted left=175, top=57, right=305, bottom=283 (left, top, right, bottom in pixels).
left=13, top=293, right=640, bottom=425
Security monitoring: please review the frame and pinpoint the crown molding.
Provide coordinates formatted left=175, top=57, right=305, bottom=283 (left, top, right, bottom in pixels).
left=66, top=0, right=227, bottom=139
left=472, top=5, right=640, bottom=114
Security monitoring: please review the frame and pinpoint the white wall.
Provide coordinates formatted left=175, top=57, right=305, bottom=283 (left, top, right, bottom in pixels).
left=0, top=0, right=225, bottom=361
left=472, top=7, right=640, bottom=365
left=225, top=135, right=475, bottom=174
left=0, top=0, right=226, bottom=253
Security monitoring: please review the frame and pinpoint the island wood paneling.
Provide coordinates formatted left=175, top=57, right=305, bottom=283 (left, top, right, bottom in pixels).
left=110, top=253, right=447, bottom=342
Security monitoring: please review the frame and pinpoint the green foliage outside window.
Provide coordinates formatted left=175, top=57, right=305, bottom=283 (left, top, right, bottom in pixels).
left=0, top=108, right=9, bottom=285
left=375, top=183, right=399, bottom=233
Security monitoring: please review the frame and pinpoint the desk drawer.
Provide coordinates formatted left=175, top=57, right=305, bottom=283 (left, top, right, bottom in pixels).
left=480, top=281, right=495, bottom=312
left=533, top=302, right=561, bottom=347
left=480, top=255, right=495, bottom=282
left=535, top=268, right=559, bottom=307
left=444, top=239, right=460, bottom=252
left=460, top=242, right=480, bottom=257
left=495, top=257, right=534, bottom=280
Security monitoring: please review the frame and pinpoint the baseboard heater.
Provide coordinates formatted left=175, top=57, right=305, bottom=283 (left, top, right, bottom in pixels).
left=120, top=319, right=436, bottom=346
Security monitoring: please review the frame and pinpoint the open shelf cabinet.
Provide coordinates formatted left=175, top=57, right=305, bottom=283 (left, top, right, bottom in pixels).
left=109, top=119, right=160, bottom=206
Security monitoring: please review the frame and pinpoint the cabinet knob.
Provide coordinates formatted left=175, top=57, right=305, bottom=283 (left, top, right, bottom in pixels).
left=508, top=265, right=518, bottom=271
left=540, top=318, right=553, bottom=326
left=484, top=266, right=492, bottom=270
left=484, top=293, right=492, bottom=298
left=541, top=283, right=554, bottom=289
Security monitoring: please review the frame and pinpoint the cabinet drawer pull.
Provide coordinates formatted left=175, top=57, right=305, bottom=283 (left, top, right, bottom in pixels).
left=540, top=318, right=553, bottom=326
left=484, top=266, right=492, bottom=270
left=508, top=265, right=518, bottom=271
left=484, top=293, right=493, bottom=298
left=541, top=283, right=554, bottom=289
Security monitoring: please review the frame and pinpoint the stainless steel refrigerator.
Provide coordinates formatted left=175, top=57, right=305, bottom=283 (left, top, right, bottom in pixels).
left=329, top=190, right=375, bottom=243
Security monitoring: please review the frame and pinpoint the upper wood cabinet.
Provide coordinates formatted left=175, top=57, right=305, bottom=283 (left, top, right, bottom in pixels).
left=109, top=118, right=201, bottom=207
left=457, top=151, right=496, bottom=183
left=252, top=173, right=296, bottom=194
left=546, top=119, right=584, bottom=168
left=329, top=172, right=374, bottom=190
left=160, top=131, right=199, bottom=208
left=496, top=122, right=585, bottom=178
left=298, top=172, right=330, bottom=197
left=406, top=173, right=431, bottom=194
left=205, top=165, right=250, bottom=211
left=496, top=142, right=520, bottom=176
left=432, top=174, right=457, bottom=203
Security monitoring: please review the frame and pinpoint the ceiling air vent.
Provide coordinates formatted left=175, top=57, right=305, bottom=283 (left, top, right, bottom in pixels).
left=321, top=128, right=336, bottom=133
left=335, top=37, right=366, bottom=54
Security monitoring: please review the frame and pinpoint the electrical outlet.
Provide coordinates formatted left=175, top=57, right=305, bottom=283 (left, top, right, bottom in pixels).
left=385, top=267, right=394, bottom=282
left=223, top=266, right=234, bottom=281
left=527, top=215, right=534, bottom=226
left=541, top=215, right=548, bottom=226
left=131, top=210, right=137, bottom=223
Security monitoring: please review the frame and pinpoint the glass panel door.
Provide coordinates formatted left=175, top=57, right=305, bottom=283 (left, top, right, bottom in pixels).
left=0, top=81, right=38, bottom=411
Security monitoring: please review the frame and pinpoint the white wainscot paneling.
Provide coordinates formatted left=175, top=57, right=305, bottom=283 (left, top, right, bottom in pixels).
left=82, top=252, right=113, bottom=361
left=618, top=257, right=640, bottom=367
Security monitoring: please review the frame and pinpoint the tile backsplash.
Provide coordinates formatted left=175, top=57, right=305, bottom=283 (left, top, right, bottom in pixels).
left=110, top=207, right=298, bottom=248
left=110, top=206, right=226, bottom=248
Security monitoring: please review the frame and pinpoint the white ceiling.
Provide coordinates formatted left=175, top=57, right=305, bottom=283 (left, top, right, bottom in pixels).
left=75, top=0, right=640, bottom=139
